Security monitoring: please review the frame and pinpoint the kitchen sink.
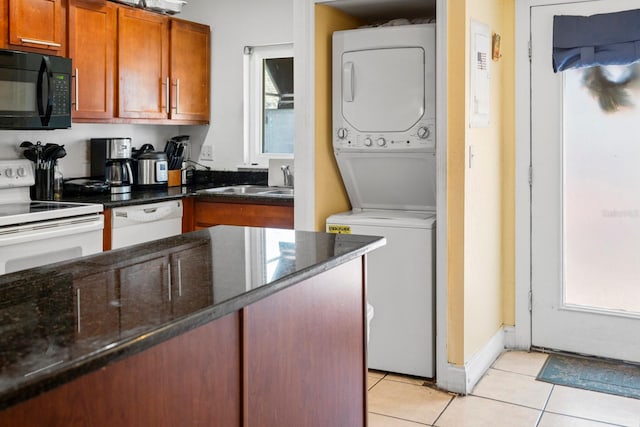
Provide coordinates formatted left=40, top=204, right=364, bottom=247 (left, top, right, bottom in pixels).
left=264, top=188, right=294, bottom=196
left=197, top=185, right=294, bottom=198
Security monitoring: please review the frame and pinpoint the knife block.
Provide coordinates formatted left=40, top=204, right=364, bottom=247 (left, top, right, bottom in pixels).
left=168, top=169, right=181, bottom=187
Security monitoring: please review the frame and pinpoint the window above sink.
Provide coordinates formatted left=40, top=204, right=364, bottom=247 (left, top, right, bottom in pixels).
left=244, top=43, right=294, bottom=167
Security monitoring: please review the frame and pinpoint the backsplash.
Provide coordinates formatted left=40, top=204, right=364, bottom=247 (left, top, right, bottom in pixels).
left=0, top=124, right=180, bottom=178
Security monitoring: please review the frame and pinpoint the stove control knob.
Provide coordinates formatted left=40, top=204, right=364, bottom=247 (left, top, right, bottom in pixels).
left=5, top=168, right=13, bottom=178
left=377, top=137, right=386, bottom=147
left=17, top=167, right=26, bottom=177
left=337, top=128, right=348, bottom=139
left=364, top=137, right=373, bottom=147
left=417, top=126, right=431, bottom=139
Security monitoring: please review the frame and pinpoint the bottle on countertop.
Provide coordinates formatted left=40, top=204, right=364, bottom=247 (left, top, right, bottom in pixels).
left=53, top=161, right=63, bottom=200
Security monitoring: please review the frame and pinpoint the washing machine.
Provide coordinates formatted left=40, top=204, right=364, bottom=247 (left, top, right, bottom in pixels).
left=328, top=23, right=436, bottom=377
left=327, top=210, right=435, bottom=377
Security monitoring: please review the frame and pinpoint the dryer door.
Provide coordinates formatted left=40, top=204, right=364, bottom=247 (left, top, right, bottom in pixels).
left=341, top=47, right=425, bottom=133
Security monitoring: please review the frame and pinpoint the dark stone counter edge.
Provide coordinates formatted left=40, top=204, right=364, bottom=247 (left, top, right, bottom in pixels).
left=0, top=235, right=384, bottom=411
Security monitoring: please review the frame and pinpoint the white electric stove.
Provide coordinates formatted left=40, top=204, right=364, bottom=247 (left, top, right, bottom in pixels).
left=0, top=159, right=104, bottom=275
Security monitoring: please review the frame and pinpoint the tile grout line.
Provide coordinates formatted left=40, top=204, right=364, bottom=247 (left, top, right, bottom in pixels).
left=466, top=392, right=550, bottom=413
left=534, top=383, right=555, bottom=427
left=542, top=409, right=631, bottom=427
left=430, top=394, right=456, bottom=427
left=368, top=410, right=432, bottom=426
left=367, top=376, right=384, bottom=391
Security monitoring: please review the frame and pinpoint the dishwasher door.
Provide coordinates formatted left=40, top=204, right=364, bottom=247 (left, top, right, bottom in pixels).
left=111, top=200, right=183, bottom=249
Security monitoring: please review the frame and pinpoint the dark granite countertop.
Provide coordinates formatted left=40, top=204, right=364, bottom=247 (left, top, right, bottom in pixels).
left=0, top=227, right=384, bottom=410
left=59, top=169, right=293, bottom=208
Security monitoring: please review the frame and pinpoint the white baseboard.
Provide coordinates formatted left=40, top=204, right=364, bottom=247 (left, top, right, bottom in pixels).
left=504, top=325, right=531, bottom=351
left=437, top=327, right=506, bottom=394
left=504, top=325, right=517, bottom=349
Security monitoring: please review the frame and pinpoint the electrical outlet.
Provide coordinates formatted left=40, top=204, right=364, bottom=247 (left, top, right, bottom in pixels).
left=201, top=145, right=213, bottom=161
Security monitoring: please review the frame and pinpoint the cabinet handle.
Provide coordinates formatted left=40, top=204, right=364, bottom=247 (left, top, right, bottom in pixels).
left=74, top=68, right=79, bottom=111
left=166, top=77, right=170, bottom=114
left=161, top=78, right=168, bottom=113
left=76, top=288, right=81, bottom=334
left=20, top=38, right=61, bottom=48
left=167, top=262, right=172, bottom=302
left=177, top=258, right=183, bottom=297
left=175, top=79, right=180, bottom=114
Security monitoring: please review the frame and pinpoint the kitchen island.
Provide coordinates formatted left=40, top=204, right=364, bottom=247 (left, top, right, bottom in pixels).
left=0, top=226, right=384, bottom=426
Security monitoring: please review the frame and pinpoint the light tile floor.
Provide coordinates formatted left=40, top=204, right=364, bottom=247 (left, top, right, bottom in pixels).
left=367, top=351, right=640, bottom=427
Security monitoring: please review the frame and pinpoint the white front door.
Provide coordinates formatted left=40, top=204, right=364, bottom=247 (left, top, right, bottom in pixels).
left=531, top=0, right=640, bottom=362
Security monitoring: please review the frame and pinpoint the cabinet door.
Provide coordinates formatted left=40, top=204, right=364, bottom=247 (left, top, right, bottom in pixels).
left=169, top=19, right=210, bottom=122
left=9, top=0, right=64, bottom=53
left=119, top=255, right=171, bottom=333
left=73, top=270, right=119, bottom=345
left=68, top=0, right=116, bottom=120
left=194, top=201, right=294, bottom=230
left=117, top=7, right=168, bottom=119
left=170, top=242, right=212, bottom=317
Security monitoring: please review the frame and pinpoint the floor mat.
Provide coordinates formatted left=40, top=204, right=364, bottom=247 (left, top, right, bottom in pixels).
left=537, top=354, right=640, bottom=399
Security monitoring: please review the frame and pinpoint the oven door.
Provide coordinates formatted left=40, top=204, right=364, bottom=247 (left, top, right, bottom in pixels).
left=0, top=215, right=103, bottom=275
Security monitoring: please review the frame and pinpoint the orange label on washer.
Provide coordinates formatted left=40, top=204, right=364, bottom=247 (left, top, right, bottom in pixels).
left=328, top=225, right=351, bottom=234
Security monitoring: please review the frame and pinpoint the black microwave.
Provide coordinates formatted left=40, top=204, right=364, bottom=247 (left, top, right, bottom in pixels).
left=0, top=49, right=71, bottom=130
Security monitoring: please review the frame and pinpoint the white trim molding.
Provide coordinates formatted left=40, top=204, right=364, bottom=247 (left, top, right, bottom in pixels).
left=434, top=0, right=451, bottom=392
left=513, top=0, right=534, bottom=352
left=439, top=327, right=507, bottom=395
left=293, top=1, right=316, bottom=231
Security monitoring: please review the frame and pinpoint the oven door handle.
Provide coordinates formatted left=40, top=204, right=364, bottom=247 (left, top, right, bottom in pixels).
left=0, top=217, right=103, bottom=247
left=36, top=56, right=54, bottom=127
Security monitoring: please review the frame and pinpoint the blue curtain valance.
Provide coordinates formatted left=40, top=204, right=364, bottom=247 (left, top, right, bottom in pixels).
left=553, top=9, right=640, bottom=72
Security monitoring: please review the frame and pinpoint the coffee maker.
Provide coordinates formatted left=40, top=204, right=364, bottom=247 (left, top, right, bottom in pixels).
left=90, top=138, right=134, bottom=194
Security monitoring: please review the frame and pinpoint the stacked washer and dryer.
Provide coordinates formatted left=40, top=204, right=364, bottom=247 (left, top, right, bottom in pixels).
left=326, top=23, right=436, bottom=378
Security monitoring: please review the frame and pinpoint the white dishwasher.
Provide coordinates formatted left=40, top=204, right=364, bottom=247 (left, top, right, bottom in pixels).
left=111, top=200, right=183, bottom=249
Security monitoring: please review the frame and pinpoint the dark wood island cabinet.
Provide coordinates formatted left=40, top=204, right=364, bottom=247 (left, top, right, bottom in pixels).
left=0, top=226, right=384, bottom=426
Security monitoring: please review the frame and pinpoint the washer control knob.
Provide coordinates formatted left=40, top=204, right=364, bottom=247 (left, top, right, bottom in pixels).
left=376, top=137, right=386, bottom=147
left=364, top=137, right=373, bottom=147
left=417, top=126, right=431, bottom=139
left=16, top=167, right=26, bottom=177
left=5, top=168, right=13, bottom=178
left=337, top=128, right=348, bottom=139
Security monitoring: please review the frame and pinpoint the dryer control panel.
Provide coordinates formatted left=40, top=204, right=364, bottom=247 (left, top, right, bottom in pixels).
left=334, top=120, right=435, bottom=152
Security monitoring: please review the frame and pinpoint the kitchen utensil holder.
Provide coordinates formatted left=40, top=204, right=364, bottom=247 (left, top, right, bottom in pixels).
left=32, top=166, right=54, bottom=200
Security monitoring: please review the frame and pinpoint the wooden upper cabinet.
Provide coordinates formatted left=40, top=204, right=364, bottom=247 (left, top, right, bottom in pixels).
left=8, top=0, right=65, bottom=53
left=68, top=0, right=116, bottom=120
left=169, top=19, right=210, bottom=122
left=117, top=6, right=169, bottom=119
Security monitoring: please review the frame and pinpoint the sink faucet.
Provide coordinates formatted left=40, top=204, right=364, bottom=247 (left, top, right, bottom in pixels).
left=281, top=164, right=293, bottom=187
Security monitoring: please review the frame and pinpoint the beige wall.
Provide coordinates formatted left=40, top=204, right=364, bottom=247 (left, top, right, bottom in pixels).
left=447, top=0, right=515, bottom=364
left=447, top=0, right=467, bottom=366
left=501, top=2, right=516, bottom=327
left=313, top=5, right=360, bottom=231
